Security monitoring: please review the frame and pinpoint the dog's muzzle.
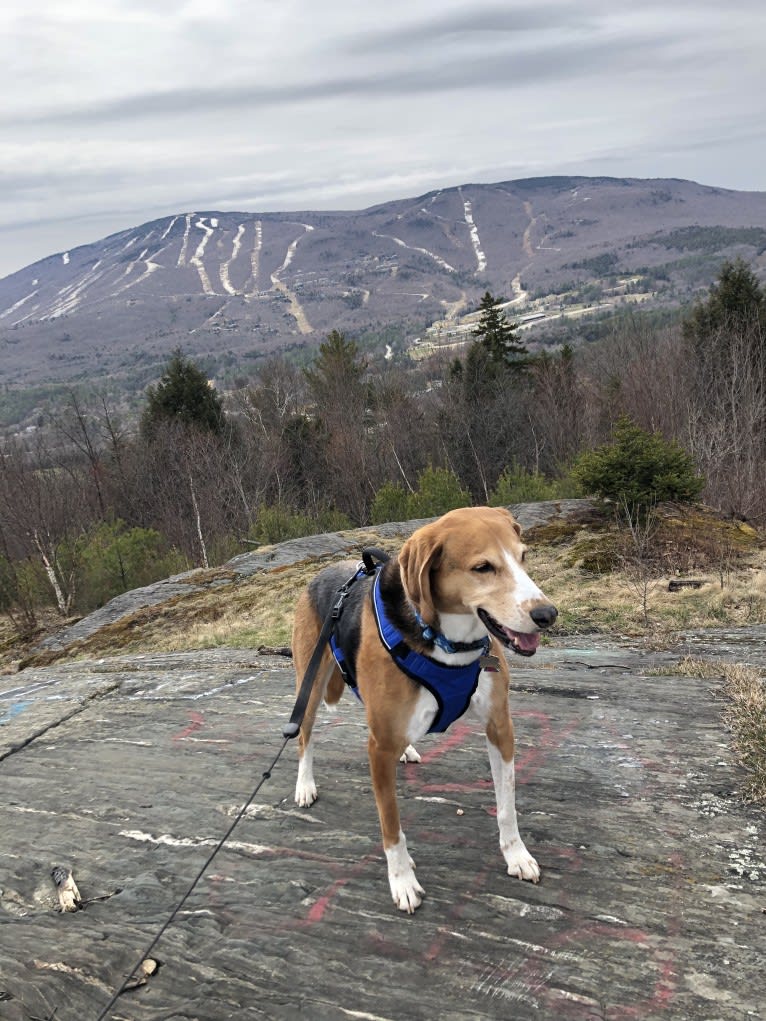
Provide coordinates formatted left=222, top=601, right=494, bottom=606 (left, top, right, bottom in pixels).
left=477, top=603, right=557, bottom=657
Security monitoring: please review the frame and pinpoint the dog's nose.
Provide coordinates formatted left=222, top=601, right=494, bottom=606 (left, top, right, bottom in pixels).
left=530, top=604, right=558, bottom=629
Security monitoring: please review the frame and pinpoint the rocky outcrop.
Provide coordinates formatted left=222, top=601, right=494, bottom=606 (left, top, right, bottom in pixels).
left=2, top=634, right=764, bottom=1018
left=35, top=500, right=600, bottom=656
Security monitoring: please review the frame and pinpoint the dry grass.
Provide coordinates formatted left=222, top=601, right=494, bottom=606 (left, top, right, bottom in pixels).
left=528, top=510, right=766, bottom=639
left=655, top=656, right=766, bottom=804
left=7, top=506, right=766, bottom=669
left=722, top=664, right=766, bottom=804
left=155, top=563, right=322, bottom=652
left=14, top=561, right=326, bottom=668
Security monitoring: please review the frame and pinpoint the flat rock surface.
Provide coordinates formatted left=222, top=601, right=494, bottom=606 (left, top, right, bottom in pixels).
left=1, top=633, right=764, bottom=1020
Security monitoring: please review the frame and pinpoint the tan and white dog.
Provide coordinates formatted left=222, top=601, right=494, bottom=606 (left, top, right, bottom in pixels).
left=291, top=506, right=557, bottom=913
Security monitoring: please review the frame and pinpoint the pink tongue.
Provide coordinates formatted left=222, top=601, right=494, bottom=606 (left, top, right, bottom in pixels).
left=510, top=630, right=539, bottom=652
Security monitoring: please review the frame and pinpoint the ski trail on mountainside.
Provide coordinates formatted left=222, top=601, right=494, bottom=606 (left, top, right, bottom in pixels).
left=245, top=220, right=263, bottom=297
left=372, top=231, right=456, bottom=272
left=220, top=224, right=246, bottom=295
left=460, top=190, right=487, bottom=272
left=191, top=217, right=216, bottom=294
left=177, top=214, right=194, bottom=267
left=270, top=224, right=314, bottom=333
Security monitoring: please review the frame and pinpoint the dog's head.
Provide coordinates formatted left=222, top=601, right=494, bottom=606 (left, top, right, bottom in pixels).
left=398, top=506, right=557, bottom=657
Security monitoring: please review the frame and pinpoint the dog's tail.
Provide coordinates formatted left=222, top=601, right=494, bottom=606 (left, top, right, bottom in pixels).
left=324, top=674, right=345, bottom=705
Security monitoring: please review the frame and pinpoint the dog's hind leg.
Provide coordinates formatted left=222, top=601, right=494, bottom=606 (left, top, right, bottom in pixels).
left=292, top=595, right=340, bottom=808
left=399, top=744, right=422, bottom=763
left=294, top=658, right=336, bottom=807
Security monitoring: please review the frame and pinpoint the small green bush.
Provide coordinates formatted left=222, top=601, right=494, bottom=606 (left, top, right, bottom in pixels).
left=251, top=505, right=352, bottom=545
left=67, top=520, right=185, bottom=611
left=573, top=417, right=704, bottom=511
left=489, top=463, right=582, bottom=505
left=370, top=482, right=410, bottom=524
left=371, top=468, right=471, bottom=523
left=406, top=467, right=471, bottom=518
left=0, top=555, right=17, bottom=613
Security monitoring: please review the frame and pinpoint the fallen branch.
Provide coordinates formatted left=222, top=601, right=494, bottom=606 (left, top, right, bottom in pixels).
left=257, top=645, right=292, bottom=658
left=668, top=578, right=706, bottom=592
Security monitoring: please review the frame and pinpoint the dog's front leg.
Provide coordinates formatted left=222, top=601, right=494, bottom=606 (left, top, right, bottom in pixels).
left=295, top=735, right=317, bottom=807
left=368, top=735, right=424, bottom=913
left=486, top=719, right=540, bottom=883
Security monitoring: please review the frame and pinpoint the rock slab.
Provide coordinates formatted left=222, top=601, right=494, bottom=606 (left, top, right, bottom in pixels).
left=1, top=633, right=764, bottom=1020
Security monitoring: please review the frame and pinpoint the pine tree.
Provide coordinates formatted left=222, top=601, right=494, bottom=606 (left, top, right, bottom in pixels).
left=141, top=349, right=225, bottom=437
left=573, top=416, right=704, bottom=513
left=303, top=330, right=367, bottom=408
left=682, top=258, right=766, bottom=399
left=683, top=258, right=766, bottom=343
left=472, top=291, right=528, bottom=367
left=303, top=330, right=370, bottom=522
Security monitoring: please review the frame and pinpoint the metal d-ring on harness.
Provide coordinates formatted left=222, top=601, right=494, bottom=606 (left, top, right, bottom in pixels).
left=282, top=547, right=390, bottom=740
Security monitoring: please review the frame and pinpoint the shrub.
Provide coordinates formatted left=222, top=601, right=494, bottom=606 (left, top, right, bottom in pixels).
left=573, top=417, right=704, bottom=511
left=370, top=482, right=410, bottom=524
left=251, top=505, right=352, bottom=545
left=0, top=555, right=42, bottom=631
left=406, top=467, right=471, bottom=518
left=489, top=463, right=582, bottom=505
left=371, top=468, right=471, bottom=522
left=0, top=555, right=17, bottom=614
left=67, top=520, right=185, bottom=611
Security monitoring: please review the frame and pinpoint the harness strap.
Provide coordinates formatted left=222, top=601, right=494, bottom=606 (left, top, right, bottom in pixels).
left=282, top=549, right=389, bottom=739
left=371, top=571, right=488, bottom=733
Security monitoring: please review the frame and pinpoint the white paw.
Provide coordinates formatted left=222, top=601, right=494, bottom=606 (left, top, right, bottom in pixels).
left=389, top=868, right=425, bottom=913
left=503, top=840, right=541, bottom=883
left=294, top=779, right=317, bottom=808
left=400, top=744, right=422, bottom=763
left=385, top=834, right=424, bottom=912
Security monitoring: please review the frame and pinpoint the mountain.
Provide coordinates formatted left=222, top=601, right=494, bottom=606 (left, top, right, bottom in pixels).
left=2, top=175, right=766, bottom=395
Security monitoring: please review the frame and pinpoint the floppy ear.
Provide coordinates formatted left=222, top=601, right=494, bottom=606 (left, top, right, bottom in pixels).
left=493, top=505, right=522, bottom=537
left=398, top=526, right=443, bottom=626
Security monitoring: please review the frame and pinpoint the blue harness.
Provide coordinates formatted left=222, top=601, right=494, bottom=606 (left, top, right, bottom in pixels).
left=330, top=567, right=489, bottom=733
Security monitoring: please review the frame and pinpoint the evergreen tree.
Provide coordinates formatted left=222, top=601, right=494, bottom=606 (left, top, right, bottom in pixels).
left=472, top=291, right=528, bottom=367
left=683, top=258, right=766, bottom=344
left=573, top=416, right=704, bottom=513
left=303, top=330, right=367, bottom=407
left=682, top=258, right=766, bottom=404
left=303, top=330, right=371, bottom=522
left=141, top=350, right=226, bottom=437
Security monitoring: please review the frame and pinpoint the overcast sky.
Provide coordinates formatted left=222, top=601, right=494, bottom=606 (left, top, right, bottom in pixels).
left=1, top=0, right=764, bottom=279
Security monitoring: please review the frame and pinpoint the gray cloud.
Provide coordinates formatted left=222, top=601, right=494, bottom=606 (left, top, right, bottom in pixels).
left=0, top=0, right=763, bottom=278
left=2, top=30, right=686, bottom=129
left=338, top=3, right=597, bottom=52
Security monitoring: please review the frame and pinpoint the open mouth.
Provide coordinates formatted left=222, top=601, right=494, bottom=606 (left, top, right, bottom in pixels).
left=477, top=608, right=540, bottom=657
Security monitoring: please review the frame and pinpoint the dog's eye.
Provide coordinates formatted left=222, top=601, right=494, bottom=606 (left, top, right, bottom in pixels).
left=520, top=550, right=527, bottom=564
left=472, top=562, right=495, bottom=574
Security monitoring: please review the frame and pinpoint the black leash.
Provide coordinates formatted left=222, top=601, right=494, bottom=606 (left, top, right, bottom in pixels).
left=282, top=547, right=389, bottom=740
left=93, top=547, right=389, bottom=1021
left=94, top=737, right=289, bottom=1021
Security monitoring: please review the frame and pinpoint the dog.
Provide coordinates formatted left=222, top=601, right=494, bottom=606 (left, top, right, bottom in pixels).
left=291, top=505, right=557, bottom=913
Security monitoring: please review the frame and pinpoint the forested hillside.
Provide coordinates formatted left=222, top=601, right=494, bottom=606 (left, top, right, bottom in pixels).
left=2, top=260, right=764, bottom=640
